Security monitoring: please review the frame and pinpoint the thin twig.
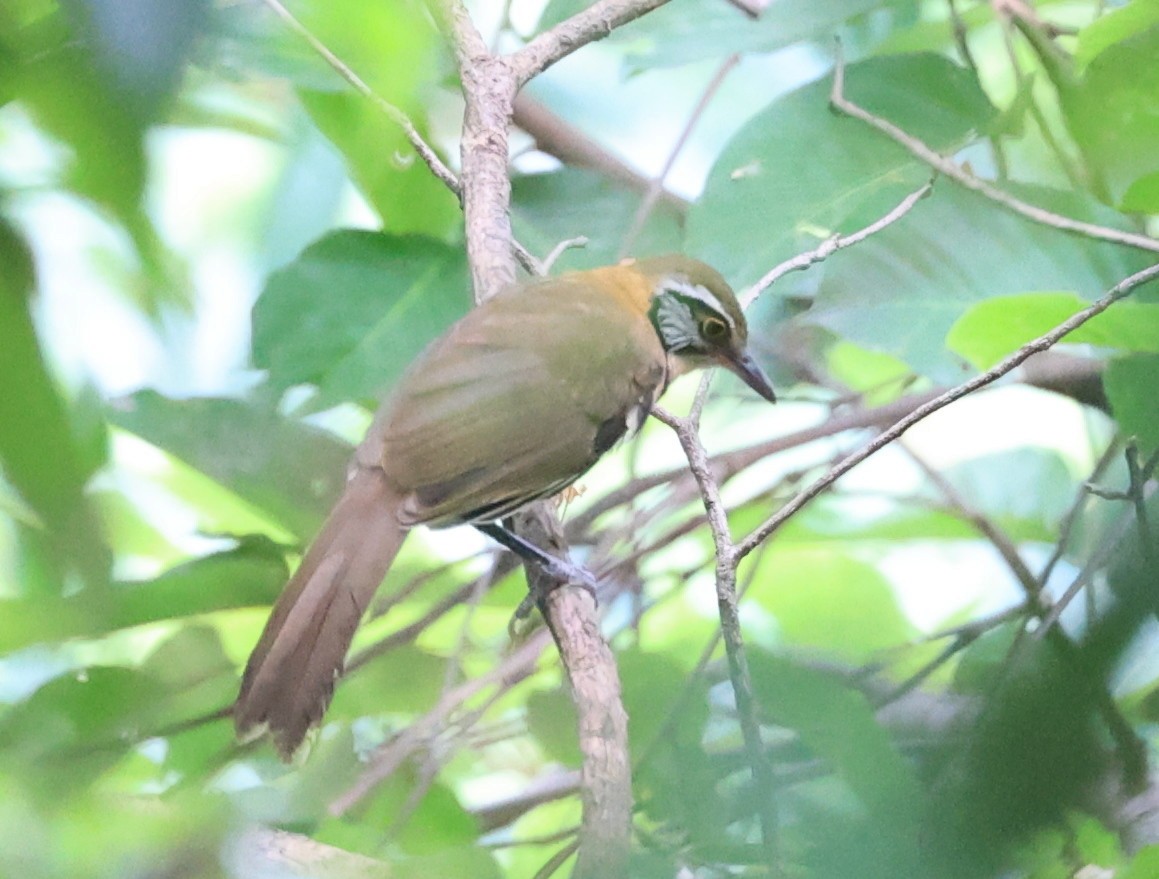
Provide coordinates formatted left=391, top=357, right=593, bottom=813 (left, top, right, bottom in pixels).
left=1036, top=437, right=1122, bottom=590
left=261, top=0, right=460, bottom=198
left=741, top=180, right=934, bottom=307
left=511, top=0, right=673, bottom=86
left=736, top=261, right=1159, bottom=560
left=651, top=405, right=780, bottom=872
left=619, top=53, right=740, bottom=259
left=829, top=45, right=1159, bottom=254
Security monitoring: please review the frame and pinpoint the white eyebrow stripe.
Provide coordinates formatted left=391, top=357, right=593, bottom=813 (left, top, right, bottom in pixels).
left=662, top=279, right=735, bottom=328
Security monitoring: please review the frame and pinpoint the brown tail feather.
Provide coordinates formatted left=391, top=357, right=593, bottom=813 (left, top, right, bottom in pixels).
left=235, top=466, right=407, bottom=758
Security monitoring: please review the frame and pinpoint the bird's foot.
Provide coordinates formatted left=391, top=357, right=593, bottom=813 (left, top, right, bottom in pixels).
left=514, top=556, right=599, bottom=620
left=475, top=523, right=599, bottom=623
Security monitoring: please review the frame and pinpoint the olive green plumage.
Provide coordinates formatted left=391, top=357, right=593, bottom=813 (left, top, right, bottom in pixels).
left=235, top=254, right=774, bottom=758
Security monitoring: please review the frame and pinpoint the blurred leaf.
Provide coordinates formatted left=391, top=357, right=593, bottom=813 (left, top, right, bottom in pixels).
left=109, top=390, right=353, bottom=536
left=511, top=168, right=682, bottom=271
left=1122, top=846, right=1159, bottom=879
left=750, top=653, right=924, bottom=866
left=1122, top=170, right=1159, bottom=213
left=752, top=549, right=913, bottom=659
left=0, top=666, right=163, bottom=795
left=0, top=218, right=108, bottom=592
left=688, top=53, right=995, bottom=288
left=301, top=90, right=461, bottom=239
left=526, top=688, right=580, bottom=766
left=140, top=625, right=236, bottom=725
left=948, top=292, right=1159, bottom=369
left=394, top=846, right=500, bottom=879
left=608, top=0, right=913, bottom=71
left=0, top=541, right=287, bottom=652
left=331, top=644, right=450, bottom=719
left=1062, top=23, right=1159, bottom=208
left=253, top=232, right=470, bottom=411
left=925, top=644, right=1109, bottom=879
left=1106, top=354, right=1159, bottom=453
left=64, top=0, right=209, bottom=118
left=1076, top=0, right=1159, bottom=70
left=804, top=184, right=1151, bottom=380
left=620, top=648, right=709, bottom=755
left=938, top=448, right=1076, bottom=538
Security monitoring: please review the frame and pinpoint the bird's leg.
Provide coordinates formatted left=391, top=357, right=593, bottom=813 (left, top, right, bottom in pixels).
left=475, top=523, right=599, bottom=617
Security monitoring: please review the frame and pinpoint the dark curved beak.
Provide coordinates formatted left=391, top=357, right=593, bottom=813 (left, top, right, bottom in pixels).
left=722, top=350, right=777, bottom=403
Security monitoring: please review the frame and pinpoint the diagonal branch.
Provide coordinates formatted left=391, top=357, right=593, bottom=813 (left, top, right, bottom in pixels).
left=829, top=45, right=1159, bottom=254
left=261, top=0, right=460, bottom=198
left=736, top=261, right=1159, bottom=560
left=511, top=0, right=672, bottom=86
left=651, top=405, right=780, bottom=872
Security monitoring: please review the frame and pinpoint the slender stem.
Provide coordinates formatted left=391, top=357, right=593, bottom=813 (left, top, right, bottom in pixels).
left=829, top=47, right=1159, bottom=254
left=737, top=261, right=1159, bottom=560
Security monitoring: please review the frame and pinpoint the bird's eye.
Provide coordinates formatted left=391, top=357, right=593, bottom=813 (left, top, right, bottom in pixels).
left=701, top=317, right=728, bottom=341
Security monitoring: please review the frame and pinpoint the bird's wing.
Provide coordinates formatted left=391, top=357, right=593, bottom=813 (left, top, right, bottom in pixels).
left=380, top=280, right=667, bottom=526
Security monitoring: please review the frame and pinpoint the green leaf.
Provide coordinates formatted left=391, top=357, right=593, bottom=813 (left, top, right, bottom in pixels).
left=1121, top=169, right=1159, bottom=213
left=109, top=391, right=352, bottom=536
left=688, top=53, right=996, bottom=289
left=526, top=688, right=580, bottom=765
left=511, top=168, right=682, bottom=271
left=0, top=541, right=288, bottom=652
left=751, top=549, right=913, bottom=659
left=610, top=0, right=914, bottom=71
left=749, top=653, right=923, bottom=829
left=803, top=184, right=1151, bottom=380
left=330, top=645, right=450, bottom=720
left=300, top=90, right=461, bottom=239
left=1121, top=846, right=1159, bottom=879
left=0, top=666, right=164, bottom=795
left=1063, top=23, right=1159, bottom=208
left=0, top=219, right=108, bottom=591
left=1076, top=0, right=1159, bottom=70
left=253, top=232, right=470, bottom=410
left=1106, top=354, right=1159, bottom=453
left=938, top=448, right=1076, bottom=538
left=948, top=292, right=1159, bottom=369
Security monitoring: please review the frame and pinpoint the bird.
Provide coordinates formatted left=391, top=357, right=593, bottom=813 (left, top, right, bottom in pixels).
left=234, top=254, right=777, bottom=758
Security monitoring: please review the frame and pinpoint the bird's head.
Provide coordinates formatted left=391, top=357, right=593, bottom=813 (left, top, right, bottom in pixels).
left=634, top=255, right=776, bottom=403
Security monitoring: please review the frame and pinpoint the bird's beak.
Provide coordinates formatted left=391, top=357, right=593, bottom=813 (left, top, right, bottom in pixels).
left=721, top=350, right=777, bottom=403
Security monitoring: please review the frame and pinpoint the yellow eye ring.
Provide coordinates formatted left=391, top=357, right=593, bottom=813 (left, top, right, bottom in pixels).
left=701, top=317, right=727, bottom=340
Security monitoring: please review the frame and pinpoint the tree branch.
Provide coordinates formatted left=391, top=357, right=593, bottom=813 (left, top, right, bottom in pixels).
left=829, top=45, right=1159, bottom=254
left=736, top=261, right=1159, bottom=559
left=510, top=0, right=672, bottom=86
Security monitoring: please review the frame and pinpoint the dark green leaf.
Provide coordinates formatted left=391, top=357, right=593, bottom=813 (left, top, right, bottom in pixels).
left=0, top=541, right=287, bottom=652
left=511, top=168, right=682, bottom=270
left=253, top=232, right=470, bottom=410
left=750, top=652, right=924, bottom=833
left=688, top=53, right=996, bottom=290
left=0, top=666, right=164, bottom=795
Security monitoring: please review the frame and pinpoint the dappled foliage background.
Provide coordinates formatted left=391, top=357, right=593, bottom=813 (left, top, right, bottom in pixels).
left=1, top=0, right=1159, bottom=877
